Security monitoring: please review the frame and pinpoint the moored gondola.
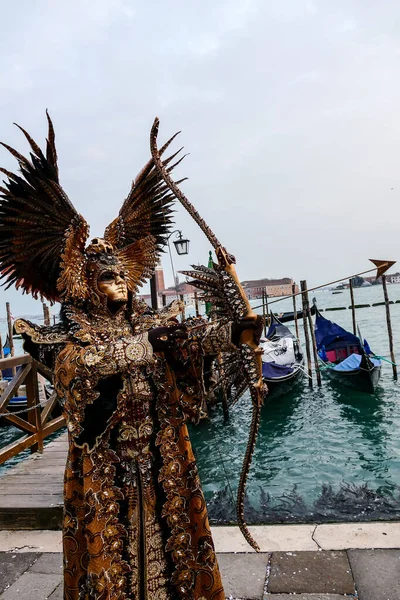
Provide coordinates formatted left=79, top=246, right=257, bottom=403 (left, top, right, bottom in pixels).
left=260, top=312, right=304, bottom=394
left=314, top=309, right=381, bottom=393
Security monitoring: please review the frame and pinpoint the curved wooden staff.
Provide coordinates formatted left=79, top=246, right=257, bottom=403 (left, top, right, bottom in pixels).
left=150, top=117, right=264, bottom=552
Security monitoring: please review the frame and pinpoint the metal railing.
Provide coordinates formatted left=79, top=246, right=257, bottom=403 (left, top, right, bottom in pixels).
left=0, top=355, right=65, bottom=464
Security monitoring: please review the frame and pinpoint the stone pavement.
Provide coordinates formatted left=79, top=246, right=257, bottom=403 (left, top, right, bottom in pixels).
left=1, top=548, right=400, bottom=599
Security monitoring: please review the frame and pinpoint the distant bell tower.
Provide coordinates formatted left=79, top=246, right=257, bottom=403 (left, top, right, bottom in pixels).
left=155, top=264, right=165, bottom=292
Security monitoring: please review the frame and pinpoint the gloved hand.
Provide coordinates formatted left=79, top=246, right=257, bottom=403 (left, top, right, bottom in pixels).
left=148, top=324, right=188, bottom=352
left=231, top=315, right=264, bottom=347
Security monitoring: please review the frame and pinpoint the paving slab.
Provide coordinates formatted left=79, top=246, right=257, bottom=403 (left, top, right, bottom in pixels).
left=1, top=571, right=61, bottom=600
left=29, top=552, right=63, bottom=574
left=213, top=525, right=318, bottom=553
left=217, top=553, right=269, bottom=599
left=267, top=551, right=355, bottom=595
left=314, top=521, right=400, bottom=550
left=0, top=552, right=38, bottom=594
left=264, top=595, right=350, bottom=599
left=0, top=530, right=62, bottom=553
left=348, top=549, right=400, bottom=600
left=48, top=583, right=63, bottom=599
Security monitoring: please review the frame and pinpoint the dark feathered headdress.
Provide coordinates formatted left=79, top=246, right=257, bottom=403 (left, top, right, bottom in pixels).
left=0, top=112, right=183, bottom=304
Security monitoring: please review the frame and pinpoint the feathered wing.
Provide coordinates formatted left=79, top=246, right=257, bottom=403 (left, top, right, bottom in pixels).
left=116, top=236, right=159, bottom=293
left=182, top=263, right=253, bottom=405
left=104, top=134, right=185, bottom=286
left=0, top=112, right=89, bottom=302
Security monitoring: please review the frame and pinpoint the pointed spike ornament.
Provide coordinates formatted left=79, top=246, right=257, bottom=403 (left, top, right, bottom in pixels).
left=369, top=259, right=397, bottom=279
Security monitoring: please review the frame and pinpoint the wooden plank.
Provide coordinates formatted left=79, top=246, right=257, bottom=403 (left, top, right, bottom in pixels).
left=0, top=474, right=64, bottom=484
left=0, top=354, right=31, bottom=370
left=35, top=361, right=54, bottom=382
left=3, top=466, right=65, bottom=476
left=0, top=429, right=67, bottom=529
left=0, top=433, right=39, bottom=463
left=42, top=416, right=66, bottom=437
left=0, top=506, right=63, bottom=530
left=0, top=483, right=63, bottom=494
left=40, top=391, right=59, bottom=424
left=0, top=364, right=31, bottom=412
left=0, top=411, right=37, bottom=433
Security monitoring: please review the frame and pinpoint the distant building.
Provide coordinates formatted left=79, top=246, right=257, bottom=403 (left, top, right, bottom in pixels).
left=241, top=277, right=299, bottom=299
left=138, top=265, right=198, bottom=308
left=388, top=272, right=400, bottom=284
left=139, top=267, right=299, bottom=307
left=365, top=272, right=400, bottom=284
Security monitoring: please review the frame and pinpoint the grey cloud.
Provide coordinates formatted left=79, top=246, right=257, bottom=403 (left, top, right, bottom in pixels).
left=0, top=0, right=400, bottom=318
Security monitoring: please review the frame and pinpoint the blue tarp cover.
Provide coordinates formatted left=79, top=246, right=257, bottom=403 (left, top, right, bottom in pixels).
left=262, top=361, right=294, bottom=378
left=332, top=353, right=381, bottom=372
left=315, top=314, right=360, bottom=350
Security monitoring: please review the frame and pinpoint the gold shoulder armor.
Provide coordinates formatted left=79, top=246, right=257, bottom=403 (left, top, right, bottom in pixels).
left=14, top=318, right=69, bottom=345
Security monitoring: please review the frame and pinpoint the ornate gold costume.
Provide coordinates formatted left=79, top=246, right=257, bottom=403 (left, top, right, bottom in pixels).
left=2, top=113, right=262, bottom=598
left=1, top=113, right=248, bottom=600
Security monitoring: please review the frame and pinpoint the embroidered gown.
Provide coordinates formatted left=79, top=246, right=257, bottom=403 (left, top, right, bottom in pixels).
left=17, top=303, right=234, bottom=600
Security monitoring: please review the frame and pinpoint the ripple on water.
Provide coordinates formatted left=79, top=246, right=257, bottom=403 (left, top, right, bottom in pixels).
left=190, top=289, right=400, bottom=522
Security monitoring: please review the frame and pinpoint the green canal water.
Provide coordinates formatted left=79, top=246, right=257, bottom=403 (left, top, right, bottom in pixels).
left=1, top=285, right=400, bottom=524
left=190, top=285, right=400, bottom=524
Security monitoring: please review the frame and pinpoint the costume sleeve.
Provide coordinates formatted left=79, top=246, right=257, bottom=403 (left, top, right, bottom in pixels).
left=14, top=318, right=68, bottom=371
left=160, top=320, right=236, bottom=424
left=196, top=320, right=237, bottom=356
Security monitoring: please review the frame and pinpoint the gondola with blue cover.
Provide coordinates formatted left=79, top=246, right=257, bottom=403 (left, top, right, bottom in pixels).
left=314, top=309, right=381, bottom=392
left=260, top=312, right=304, bottom=394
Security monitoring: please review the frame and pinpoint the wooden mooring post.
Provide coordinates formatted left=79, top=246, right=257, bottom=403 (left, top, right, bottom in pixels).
left=42, top=302, right=51, bottom=326
left=264, top=291, right=269, bottom=327
left=382, top=274, right=397, bottom=380
left=300, top=281, right=313, bottom=387
left=194, top=291, right=200, bottom=317
left=217, top=354, right=230, bottom=421
left=5, top=302, right=16, bottom=376
left=302, top=280, right=321, bottom=386
left=349, top=278, right=357, bottom=335
left=292, top=283, right=300, bottom=340
left=262, top=290, right=267, bottom=336
left=179, top=294, right=186, bottom=321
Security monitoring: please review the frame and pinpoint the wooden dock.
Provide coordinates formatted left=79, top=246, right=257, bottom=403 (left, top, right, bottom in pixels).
left=0, top=432, right=67, bottom=530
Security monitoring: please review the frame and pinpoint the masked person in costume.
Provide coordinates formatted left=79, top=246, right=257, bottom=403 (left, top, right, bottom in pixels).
left=0, top=114, right=263, bottom=600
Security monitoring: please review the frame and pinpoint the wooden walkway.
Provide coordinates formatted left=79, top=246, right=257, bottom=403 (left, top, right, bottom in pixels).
left=0, top=432, right=67, bottom=529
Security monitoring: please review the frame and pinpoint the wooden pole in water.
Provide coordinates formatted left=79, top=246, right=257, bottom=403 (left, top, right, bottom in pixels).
left=42, top=302, right=50, bottom=326
left=382, top=274, right=397, bottom=380
left=349, top=279, right=356, bottom=335
left=6, top=303, right=14, bottom=357
left=262, top=290, right=267, bottom=336
left=6, top=302, right=16, bottom=376
left=194, top=291, right=200, bottom=317
left=292, top=283, right=300, bottom=340
left=265, top=290, right=269, bottom=328
left=300, top=281, right=313, bottom=387
left=303, top=282, right=321, bottom=387
left=179, top=294, right=186, bottom=321
left=53, top=315, right=56, bottom=326
left=162, top=294, right=167, bottom=307
left=0, top=333, right=3, bottom=360
left=217, top=354, right=230, bottom=421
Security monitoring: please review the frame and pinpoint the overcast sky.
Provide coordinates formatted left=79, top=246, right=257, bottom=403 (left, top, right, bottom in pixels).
left=1, top=0, right=400, bottom=317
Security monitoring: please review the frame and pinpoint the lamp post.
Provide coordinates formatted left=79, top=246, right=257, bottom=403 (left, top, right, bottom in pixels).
left=150, top=230, right=190, bottom=309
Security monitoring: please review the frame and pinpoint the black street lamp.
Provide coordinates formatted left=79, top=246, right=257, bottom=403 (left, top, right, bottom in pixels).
left=150, top=230, right=190, bottom=309
left=172, top=231, right=190, bottom=256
